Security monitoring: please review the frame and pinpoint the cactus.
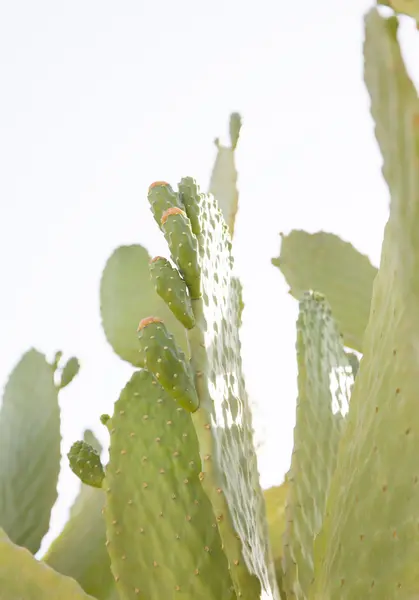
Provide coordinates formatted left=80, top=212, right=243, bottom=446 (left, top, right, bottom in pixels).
left=3, top=13, right=419, bottom=598
left=281, top=292, right=351, bottom=598
left=137, top=316, right=199, bottom=413
left=272, top=230, right=377, bottom=353
left=149, top=256, right=195, bottom=329
left=146, top=178, right=278, bottom=599
left=68, top=440, right=105, bottom=489
left=0, top=527, right=96, bottom=599
left=44, top=431, right=116, bottom=600
left=378, top=0, right=419, bottom=20
left=103, top=369, right=234, bottom=600
left=0, top=349, right=63, bottom=554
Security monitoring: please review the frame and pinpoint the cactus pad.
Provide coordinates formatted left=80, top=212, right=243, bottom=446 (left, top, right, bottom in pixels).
left=312, top=10, right=419, bottom=597
left=160, top=207, right=201, bottom=299
left=68, top=441, right=105, bottom=489
left=0, top=349, right=61, bottom=554
left=0, top=527, right=96, bottom=599
left=157, top=187, right=279, bottom=598
left=103, top=369, right=235, bottom=600
left=178, top=177, right=202, bottom=236
left=149, top=256, right=195, bottom=329
left=137, top=317, right=199, bottom=413
left=272, top=230, right=377, bottom=353
left=148, top=181, right=183, bottom=226
left=282, top=292, right=351, bottom=599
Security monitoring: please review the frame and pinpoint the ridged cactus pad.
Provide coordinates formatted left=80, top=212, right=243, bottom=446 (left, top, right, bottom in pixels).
left=68, top=440, right=105, bottom=489
left=103, top=369, right=235, bottom=600
left=282, top=292, right=351, bottom=599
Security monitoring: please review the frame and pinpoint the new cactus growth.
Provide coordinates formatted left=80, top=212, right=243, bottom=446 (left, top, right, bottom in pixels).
left=137, top=316, right=200, bottom=413
left=149, top=255, right=195, bottom=329
left=160, top=205, right=201, bottom=299
left=68, top=441, right=105, bottom=489
left=147, top=181, right=183, bottom=226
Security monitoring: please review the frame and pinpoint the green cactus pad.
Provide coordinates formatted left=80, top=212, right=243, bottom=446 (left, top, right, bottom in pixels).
left=100, top=244, right=189, bottom=366
left=103, top=369, right=235, bottom=600
left=0, top=527, right=96, bottom=599
left=282, top=292, right=351, bottom=599
left=169, top=188, right=278, bottom=598
left=149, top=256, right=195, bottom=329
left=44, top=431, right=115, bottom=600
left=59, top=356, right=80, bottom=389
left=178, top=176, right=202, bottom=236
left=68, top=440, right=105, bottom=488
left=137, top=317, right=199, bottom=413
left=160, top=207, right=201, bottom=299
left=148, top=181, right=183, bottom=226
left=272, top=230, right=377, bottom=353
left=208, top=115, right=241, bottom=237
left=312, top=10, right=419, bottom=597
left=0, top=349, right=61, bottom=554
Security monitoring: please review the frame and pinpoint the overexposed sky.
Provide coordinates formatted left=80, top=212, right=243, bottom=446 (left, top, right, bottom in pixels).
left=1, top=0, right=413, bottom=555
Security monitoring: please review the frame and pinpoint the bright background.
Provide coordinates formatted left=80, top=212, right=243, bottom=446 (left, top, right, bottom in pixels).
left=1, top=0, right=415, bottom=555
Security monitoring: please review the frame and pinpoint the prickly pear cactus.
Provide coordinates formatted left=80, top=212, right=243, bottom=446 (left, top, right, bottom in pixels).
left=149, top=256, right=195, bottom=329
left=145, top=180, right=278, bottom=600
left=68, top=440, right=105, bottom=489
left=311, top=9, right=419, bottom=597
left=0, top=527, right=96, bottom=599
left=103, top=369, right=235, bottom=600
left=137, top=317, right=199, bottom=413
left=281, top=292, right=352, bottom=599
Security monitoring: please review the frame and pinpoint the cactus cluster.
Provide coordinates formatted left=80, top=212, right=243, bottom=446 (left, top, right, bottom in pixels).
left=1, top=5, right=419, bottom=599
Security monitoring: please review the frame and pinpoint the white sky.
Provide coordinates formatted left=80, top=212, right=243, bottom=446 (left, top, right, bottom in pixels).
left=1, top=0, right=416, bottom=555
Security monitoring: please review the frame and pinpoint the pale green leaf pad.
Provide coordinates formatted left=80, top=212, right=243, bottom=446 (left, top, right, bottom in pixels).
left=272, top=230, right=377, bottom=352
left=208, top=113, right=241, bottom=237
left=282, top=292, right=351, bottom=599
left=100, top=244, right=188, bottom=366
left=312, top=10, right=419, bottom=597
left=104, top=369, right=235, bottom=600
left=0, top=527, right=96, bottom=600
left=0, top=349, right=61, bottom=554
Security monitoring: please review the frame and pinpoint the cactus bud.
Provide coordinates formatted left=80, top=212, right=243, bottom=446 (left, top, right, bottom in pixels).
left=149, top=256, right=195, bottom=329
left=68, top=440, right=105, bottom=488
left=160, top=207, right=201, bottom=298
left=137, top=318, right=199, bottom=412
